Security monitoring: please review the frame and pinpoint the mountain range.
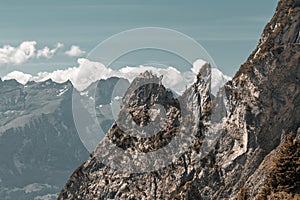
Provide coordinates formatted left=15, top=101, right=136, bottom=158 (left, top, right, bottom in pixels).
left=0, top=0, right=299, bottom=199
left=0, top=77, right=131, bottom=199
left=0, top=62, right=229, bottom=199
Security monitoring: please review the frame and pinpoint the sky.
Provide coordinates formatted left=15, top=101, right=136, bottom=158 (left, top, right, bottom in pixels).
left=0, top=0, right=278, bottom=77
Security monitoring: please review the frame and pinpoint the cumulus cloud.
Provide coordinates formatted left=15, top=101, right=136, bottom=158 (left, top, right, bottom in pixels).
left=0, top=41, right=66, bottom=65
left=3, top=71, right=32, bottom=85
left=37, top=42, right=64, bottom=59
left=65, top=45, right=86, bottom=57
left=3, top=58, right=231, bottom=95
left=0, top=41, right=37, bottom=65
left=191, top=59, right=207, bottom=75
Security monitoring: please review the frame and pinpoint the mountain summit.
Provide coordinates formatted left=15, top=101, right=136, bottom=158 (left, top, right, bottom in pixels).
left=59, top=0, right=300, bottom=199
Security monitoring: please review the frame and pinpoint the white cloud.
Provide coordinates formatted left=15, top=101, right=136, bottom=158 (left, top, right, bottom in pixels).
left=0, top=41, right=37, bottom=65
left=115, top=65, right=187, bottom=93
left=3, top=71, right=32, bottom=85
left=37, top=42, right=63, bottom=59
left=191, top=59, right=207, bottom=75
left=65, top=45, right=86, bottom=57
left=3, top=58, right=231, bottom=95
left=0, top=41, right=66, bottom=65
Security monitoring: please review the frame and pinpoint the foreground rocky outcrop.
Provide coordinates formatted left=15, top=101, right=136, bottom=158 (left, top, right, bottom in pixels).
left=59, top=0, right=300, bottom=199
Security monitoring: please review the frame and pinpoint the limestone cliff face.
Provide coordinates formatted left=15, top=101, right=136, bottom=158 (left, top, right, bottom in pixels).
left=58, top=0, right=300, bottom=199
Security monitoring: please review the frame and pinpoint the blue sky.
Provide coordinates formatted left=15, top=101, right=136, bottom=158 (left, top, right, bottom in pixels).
left=0, top=0, right=278, bottom=76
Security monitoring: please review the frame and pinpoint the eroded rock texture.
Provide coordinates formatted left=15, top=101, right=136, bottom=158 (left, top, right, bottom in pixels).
left=59, top=0, right=300, bottom=199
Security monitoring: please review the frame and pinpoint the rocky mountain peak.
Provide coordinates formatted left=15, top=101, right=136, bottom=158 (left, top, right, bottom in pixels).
left=58, top=0, right=300, bottom=199
left=122, top=73, right=178, bottom=128
left=99, top=71, right=181, bottom=157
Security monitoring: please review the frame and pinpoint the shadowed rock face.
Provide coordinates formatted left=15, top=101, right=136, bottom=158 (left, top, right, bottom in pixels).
left=58, top=0, right=300, bottom=199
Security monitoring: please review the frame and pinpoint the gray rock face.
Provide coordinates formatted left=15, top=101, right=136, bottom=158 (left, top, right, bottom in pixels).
left=58, top=0, right=300, bottom=199
left=0, top=77, right=129, bottom=199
